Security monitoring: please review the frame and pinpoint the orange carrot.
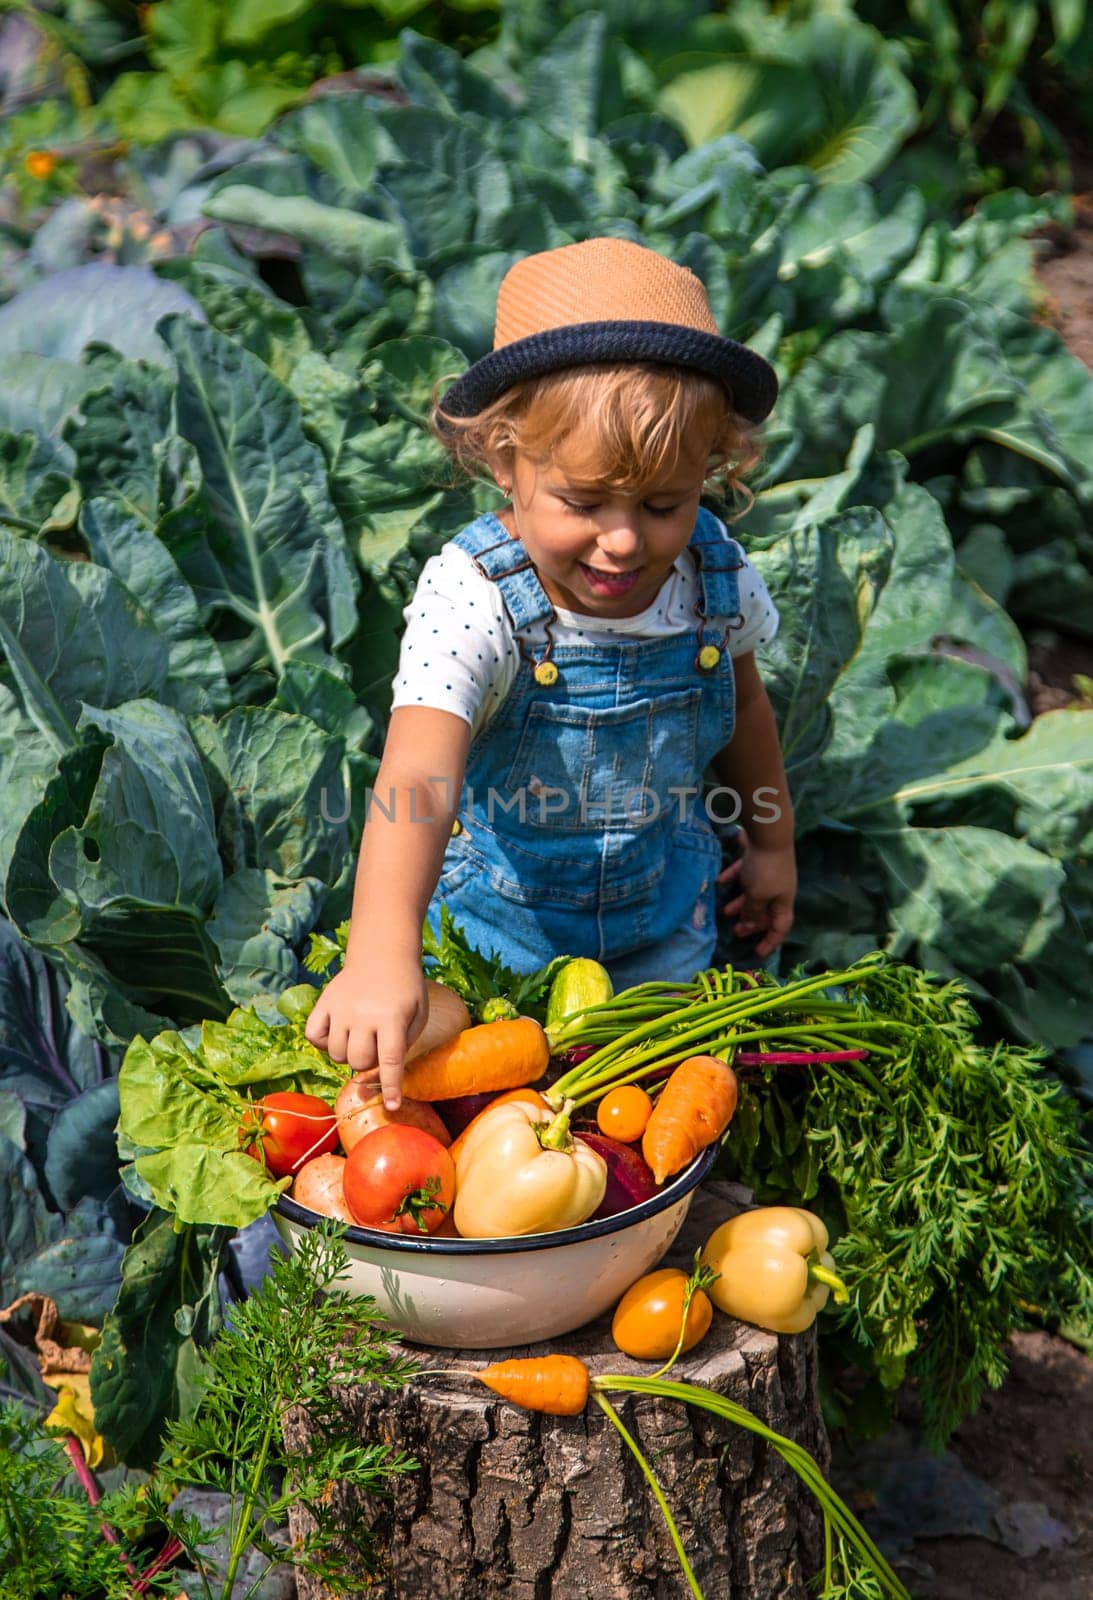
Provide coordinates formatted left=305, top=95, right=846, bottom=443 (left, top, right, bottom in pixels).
left=401, top=1017, right=549, bottom=1102
left=478, top=1355, right=590, bottom=1415
left=448, top=1087, right=550, bottom=1165
left=641, top=1054, right=738, bottom=1185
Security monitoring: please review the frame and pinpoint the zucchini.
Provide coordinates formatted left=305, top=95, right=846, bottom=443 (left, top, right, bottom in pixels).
left=545, top=958, right=613, bottom=1040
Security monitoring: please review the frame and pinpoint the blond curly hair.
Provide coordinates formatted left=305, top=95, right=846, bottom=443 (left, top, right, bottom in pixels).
left=429, top=361, right=763, bottom=517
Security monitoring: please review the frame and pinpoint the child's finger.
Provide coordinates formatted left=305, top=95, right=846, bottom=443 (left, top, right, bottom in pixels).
left=753, top=902, right=794, bottom=959
left=326, top=1020, right=350, bottom=1064
left=733, top=894, right=767, bottom=936
left=376, top=1027, right=406, bottom=1111
left=720, top=892, right=746, bottom=918
left=346, top=1027, right=378, bottom=1076
left=716, top=858, right=743, bottom=887
left=305, top=997, right=330, bottom=1047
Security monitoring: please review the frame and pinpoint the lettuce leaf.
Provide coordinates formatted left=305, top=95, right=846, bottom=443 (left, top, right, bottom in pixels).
left=118, top=984, right=345, bottom=1229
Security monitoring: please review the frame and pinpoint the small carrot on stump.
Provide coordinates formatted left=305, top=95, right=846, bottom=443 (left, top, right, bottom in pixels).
left=642, top=1055, right=738, bottom=1185
left=477, top=1355, right=590, bottom=1415
left=402, top=1017, right=549, bottom=1102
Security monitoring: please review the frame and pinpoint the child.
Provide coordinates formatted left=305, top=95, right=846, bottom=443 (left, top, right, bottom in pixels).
left=306, top=237, right=796, bottom=1107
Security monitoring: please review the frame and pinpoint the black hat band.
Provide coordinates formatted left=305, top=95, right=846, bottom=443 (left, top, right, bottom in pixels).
left=436, top=321, right=778, bottom=427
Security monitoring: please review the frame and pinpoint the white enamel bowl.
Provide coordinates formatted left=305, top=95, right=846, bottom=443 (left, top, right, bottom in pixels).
left=272, top=1144, right=718, bottom=1349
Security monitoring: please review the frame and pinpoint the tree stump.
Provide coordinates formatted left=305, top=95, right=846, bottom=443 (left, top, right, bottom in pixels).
left=285, top=1182, right=829, bottom=1599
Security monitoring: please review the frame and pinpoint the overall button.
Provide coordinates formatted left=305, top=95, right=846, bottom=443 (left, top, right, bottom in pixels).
left=697, top=643, right=722, bottom=672
left=533, top=660, right=559, bottom=686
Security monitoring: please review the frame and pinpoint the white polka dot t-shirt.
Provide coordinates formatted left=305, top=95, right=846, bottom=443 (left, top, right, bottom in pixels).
left=391, top=529, right=779, bottom=739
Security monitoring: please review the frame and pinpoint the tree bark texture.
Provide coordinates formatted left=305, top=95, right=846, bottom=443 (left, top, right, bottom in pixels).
left=285, top=1181, right=829, bottom=1599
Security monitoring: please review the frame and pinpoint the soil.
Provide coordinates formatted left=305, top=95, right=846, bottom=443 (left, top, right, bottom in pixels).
left=1035, top=187, right=1093, bottom=374
left=829, top=147, right=1093, bottom=1600
left=830, top=1333, right=1093, bottom=1599
left=1027, top=630, right=1093, bottom=714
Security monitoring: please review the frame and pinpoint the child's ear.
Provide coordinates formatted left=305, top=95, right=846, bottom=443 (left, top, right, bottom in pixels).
left=483, top=446, right=514, bottom=494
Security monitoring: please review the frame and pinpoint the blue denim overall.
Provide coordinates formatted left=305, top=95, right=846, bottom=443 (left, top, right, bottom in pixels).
left=425, top=508, right=743, bottom=986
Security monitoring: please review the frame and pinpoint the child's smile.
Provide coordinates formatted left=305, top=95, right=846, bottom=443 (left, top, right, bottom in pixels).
left=491, top=438, right=714, bottom=619
left=577, top=563, right=645, bottom=601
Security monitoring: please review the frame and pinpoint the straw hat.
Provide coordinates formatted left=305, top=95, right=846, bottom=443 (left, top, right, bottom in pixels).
left=436, top=236, right=778, bottom=426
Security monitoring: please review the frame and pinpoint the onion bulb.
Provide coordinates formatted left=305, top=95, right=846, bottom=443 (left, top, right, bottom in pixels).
left=405, top=981, right=471, bottom=1063
left=335, top=1079, right=451, bottom=1152
left=291, top=1153, right=354, bottom=1221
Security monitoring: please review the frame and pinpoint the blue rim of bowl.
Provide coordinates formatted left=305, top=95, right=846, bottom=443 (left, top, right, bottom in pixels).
left=274, top=1141, right=720, bottom=1253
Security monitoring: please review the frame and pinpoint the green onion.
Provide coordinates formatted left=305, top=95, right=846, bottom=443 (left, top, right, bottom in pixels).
left=591, top=1375, right=910, bottom=1600
left=594, top=1391, right=704, bottom=1599
left=549, top=955, right=906, bottom=1114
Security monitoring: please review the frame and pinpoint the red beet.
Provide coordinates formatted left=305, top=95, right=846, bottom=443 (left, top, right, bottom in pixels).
left=555, top=1044, right=598, bottom=1066
left=434, top=1091, right=497, bottom=1139
left=577, top=1131, right=658, bottom=1220
left=734, top=1049, right=868, bottom=1065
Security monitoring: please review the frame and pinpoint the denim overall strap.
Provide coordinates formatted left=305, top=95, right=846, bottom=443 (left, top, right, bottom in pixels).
left=450, top=516, right=555, bottom=634
left=690, top=507, right=746, bottom=619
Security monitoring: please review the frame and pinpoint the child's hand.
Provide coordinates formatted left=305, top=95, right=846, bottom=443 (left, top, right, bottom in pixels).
left=717, top=830, right=797, bottom=960
left=305, top=958, right=428, bottom=1111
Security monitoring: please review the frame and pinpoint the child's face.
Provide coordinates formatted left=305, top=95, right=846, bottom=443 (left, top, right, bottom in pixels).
left=492, top=434, right=714, bottom=619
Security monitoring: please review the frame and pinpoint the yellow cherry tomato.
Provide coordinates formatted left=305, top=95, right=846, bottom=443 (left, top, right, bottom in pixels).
left=611, top=1268, right=713, bottom=1361
left=596, top=1084, right=654, bottom=1143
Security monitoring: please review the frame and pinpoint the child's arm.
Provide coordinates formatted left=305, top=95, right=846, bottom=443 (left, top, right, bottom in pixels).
left=710, top=651, right=796, bottom=959
left=305, top=706, right=473, bottom=1108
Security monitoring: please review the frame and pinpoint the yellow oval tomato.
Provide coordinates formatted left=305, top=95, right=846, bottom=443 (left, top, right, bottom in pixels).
left=596, top=1084, right=653, bottom=1143
left=611, top=1267, right=713, bottom=1361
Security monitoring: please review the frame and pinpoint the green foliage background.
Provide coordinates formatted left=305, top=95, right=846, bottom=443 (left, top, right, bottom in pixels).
left=1, top=3, right=1089, bottom=1050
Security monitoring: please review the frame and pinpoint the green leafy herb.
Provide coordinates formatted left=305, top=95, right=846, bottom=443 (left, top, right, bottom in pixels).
left=4, top=1225, right=418, bottom=1599
left=721, top=962, right=1093, bottom=1443
left=0, top=1399, right=175, bottom=1599
left=155, top=1222, right=418, bottom=1598
left=303, top=918, right=351, bottom=981
left=304, top=904, right=569, bottom=1023
left=421, top=903, right=569, bottom=1022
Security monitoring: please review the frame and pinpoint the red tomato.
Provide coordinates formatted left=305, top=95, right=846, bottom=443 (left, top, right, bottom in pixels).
left=342, top=1125, right=456, bottom=1235
left=242, top=1091, right=339, bottom=1178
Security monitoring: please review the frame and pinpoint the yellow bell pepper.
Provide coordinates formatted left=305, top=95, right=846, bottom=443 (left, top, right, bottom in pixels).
left=454, top=1099, right=606, bottom=1238
left=700, top=1206, right=849, bottom=1333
